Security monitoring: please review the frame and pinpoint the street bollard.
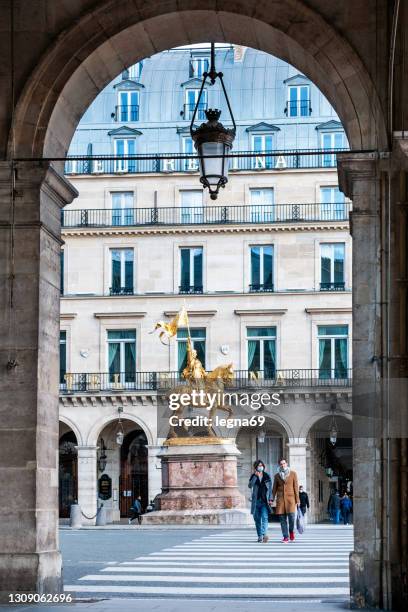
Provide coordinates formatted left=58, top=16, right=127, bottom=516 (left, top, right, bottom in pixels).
left=70, top=503, right=82, bottom=529
left=95, top=504, right=106, bottom=526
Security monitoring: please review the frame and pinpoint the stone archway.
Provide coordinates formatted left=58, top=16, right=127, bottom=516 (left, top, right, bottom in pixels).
left=11, top=1, right=387, bottom=160
left=0, top=1, right=394, bottom=607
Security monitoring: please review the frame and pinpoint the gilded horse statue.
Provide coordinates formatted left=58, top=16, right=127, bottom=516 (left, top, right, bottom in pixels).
left=167, top=339, right=234, bottom=438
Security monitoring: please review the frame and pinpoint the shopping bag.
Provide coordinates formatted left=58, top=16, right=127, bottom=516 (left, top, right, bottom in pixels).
left=296, top=506, right=305, bottom=534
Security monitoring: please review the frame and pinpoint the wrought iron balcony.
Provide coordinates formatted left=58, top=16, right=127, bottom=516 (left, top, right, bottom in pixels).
left=320, top=282, right=346, bottom=291
left=109, top=286, right=134, bottom=296
left=249, top=283, right=274, bottom=293
left=114, top=105, right=139, bottom=121
left=284, top=99, right=312, bottom=117
left=178, top=284, right=203, bottom=295
left=182, top=102, right=207, bottom=120
left=61, top=202, right=351, bottom=229
left=63, top=148, right=349, bottom=176
left=59, top=368, right=352, bottom=394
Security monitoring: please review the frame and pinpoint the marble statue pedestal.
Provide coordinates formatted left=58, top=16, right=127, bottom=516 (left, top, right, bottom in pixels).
left=143, top=438, right=251, bottom=525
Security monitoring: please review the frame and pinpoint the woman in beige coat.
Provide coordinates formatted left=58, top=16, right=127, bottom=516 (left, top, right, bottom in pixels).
left=272, top=458, right=300, bottom=542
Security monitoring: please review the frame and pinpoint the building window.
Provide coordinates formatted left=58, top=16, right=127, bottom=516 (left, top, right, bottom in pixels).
left=60, top=250, right=64, bottom=295
left=250, top=245, right=274, bottom=292
left=179, top=247, right=203, bottom=293
left=185, top=89, right=207, bottom=121
left=177, top=328, right=206, bottom=373
left=180, top=190, right=203, bottom=224
left=114, top=139, right=136, bottom=172
left=111, top=191, right=134, bottom=226
left=247, top=327, right=276, bottom=378
left=320, top=243, right=345, bottom=291
left=60, top=331, right=67, bottom=386
left=182, top=136, right=199, bottom=171
left=110, top=249, right=134, bottom=295
left=321, top=132, right=345, bottom=167
left=252, top=134, right=273, bottom=169
left=190, top=56, right=210, bottom=78
left=117, top=91, right=139, bottom=122
left=318, top=325, right=348, bottom=379
left=287, top=85, right=311, bottom=117
left=107, top=330, right=136, bottom=384
left=128, top=62, right=143, bottom=80
left=250, top=188, right=274, bottom=222
left=320, top=187, right=345, bottom=220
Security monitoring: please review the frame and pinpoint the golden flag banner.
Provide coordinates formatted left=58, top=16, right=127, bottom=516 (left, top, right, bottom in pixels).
left=150, top=305, right=190, bottom=345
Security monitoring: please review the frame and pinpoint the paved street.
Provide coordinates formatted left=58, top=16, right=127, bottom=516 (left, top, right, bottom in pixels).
left=62, top=525, right=352, bottom=600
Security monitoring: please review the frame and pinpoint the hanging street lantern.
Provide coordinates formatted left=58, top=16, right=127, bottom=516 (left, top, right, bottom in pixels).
left=257, top=429, right=266, bottom=444
left=329, top=405, right=338, bottom=446
left=116, top=407, right=124, bottom=446
left=98, top=438, right=108, bottom=473
left=190, top=43, right=236, bottom=200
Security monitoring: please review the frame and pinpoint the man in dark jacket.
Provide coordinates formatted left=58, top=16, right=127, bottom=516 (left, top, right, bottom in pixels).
left=328, top=490, right=341, bottom=524
left=128, top=496, right=142, bottom=525
left=299, top=486, right=310, bottom=516
left=248, top=460, right=273, bottom=543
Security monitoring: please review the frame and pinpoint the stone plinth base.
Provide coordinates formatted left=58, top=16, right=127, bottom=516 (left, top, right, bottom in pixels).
left=0, top=551, right=62, bottom=603
left=143, top=508, right=252, bottom=525
left=147, top=439, right=247, bottom=523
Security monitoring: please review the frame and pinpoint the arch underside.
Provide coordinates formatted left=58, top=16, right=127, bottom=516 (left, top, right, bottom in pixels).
left=11, top=1, right=387, bottom=160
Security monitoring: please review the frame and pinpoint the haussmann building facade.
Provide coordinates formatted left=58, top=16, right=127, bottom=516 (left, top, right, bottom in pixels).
left=58, top=44, right=352, bottom=524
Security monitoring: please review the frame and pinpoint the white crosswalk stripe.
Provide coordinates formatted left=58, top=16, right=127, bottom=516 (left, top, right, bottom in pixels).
left=64, top=526, right=352, bottom=600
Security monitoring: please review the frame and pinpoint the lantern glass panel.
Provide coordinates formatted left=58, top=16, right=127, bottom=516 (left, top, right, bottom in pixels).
left=198, top=141, right=230, bottom=186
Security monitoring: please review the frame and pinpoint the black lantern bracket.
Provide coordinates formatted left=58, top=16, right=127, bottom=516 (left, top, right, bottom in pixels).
left=190, top=43, right=237, bottom=200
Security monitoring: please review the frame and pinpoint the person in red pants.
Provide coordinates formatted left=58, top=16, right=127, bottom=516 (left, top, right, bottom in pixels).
left=272, top=458, right=300, bottom=542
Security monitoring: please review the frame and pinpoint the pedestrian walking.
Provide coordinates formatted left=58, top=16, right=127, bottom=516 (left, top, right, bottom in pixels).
left=128, top=495, right=142, bottom=525
left=299, top=485, right=310, bottom=516
left=272, top=458, right=300, bottom=543
left=248, top=459, right=273, bottom=543
left=340, top=492, right=353, bottom=524
left=328, top=490, right=341, bottom=524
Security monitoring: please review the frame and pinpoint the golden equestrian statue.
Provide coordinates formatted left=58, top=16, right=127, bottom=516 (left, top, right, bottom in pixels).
left=151, top=305, right=235, bottom=438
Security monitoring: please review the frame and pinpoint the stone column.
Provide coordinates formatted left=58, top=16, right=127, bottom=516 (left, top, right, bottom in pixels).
left=338, top=153, right=383, bottom=609
left=147, top=444, right=163, bottom=503
left=76, top=446, right=98, bottom=526
left=0, top=162, right=77, bottom=601
left=287, top=438, right=308, bottom=490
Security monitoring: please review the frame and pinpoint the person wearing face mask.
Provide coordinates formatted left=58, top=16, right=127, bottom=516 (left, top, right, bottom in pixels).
left=272, top=458, right=300, bottom=542
left=248, top=460, right=273, bottom=542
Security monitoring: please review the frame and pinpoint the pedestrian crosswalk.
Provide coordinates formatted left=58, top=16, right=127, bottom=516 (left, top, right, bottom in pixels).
left=64, top=526, right=353, bottom=599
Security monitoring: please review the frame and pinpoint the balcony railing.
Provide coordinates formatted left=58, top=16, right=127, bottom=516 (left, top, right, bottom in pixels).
left=109, top=286, right=134, bottom=295
left=182, top=102, right=207, bottom=120
left=114, top=105, right=139, bottom=121
left=179, top=284, right=203, bottom=295
left=63, top=148, right=348, bottom=176
left=284, top=99, right=312, bottom=117
left=320, top=282, right=346, bottom=291
left=59, top=368, right=352, bottom=394
left=61, top=202, right=351, bottom=229
left=249, top=284, right=274, bottom=293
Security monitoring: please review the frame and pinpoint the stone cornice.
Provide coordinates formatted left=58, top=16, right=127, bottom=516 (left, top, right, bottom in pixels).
left=305, top=307, right=352, bottom=314
left=59, top=389, right=351, bottom=408
left=234, top=309, right=287, bottom=316
left=60, top=312, right=77, bottom=319
left=61, top=221, right=349, bottom=238
left=94, top=311, right=147, bottom=318
left=337, top=152, right=379, bottom=199
left=164, top=309, right=217, bottom=317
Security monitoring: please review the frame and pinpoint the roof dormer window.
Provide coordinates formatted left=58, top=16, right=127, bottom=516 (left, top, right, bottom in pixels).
left=128, top=62, right=143, bottom=81
left=116, top=90, right=139, bottom=122
left=184, top=89, right=207, bottom=121
left=189, top=56, right=210, bottom=78
left=287, top=85, right=311, bottom=117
